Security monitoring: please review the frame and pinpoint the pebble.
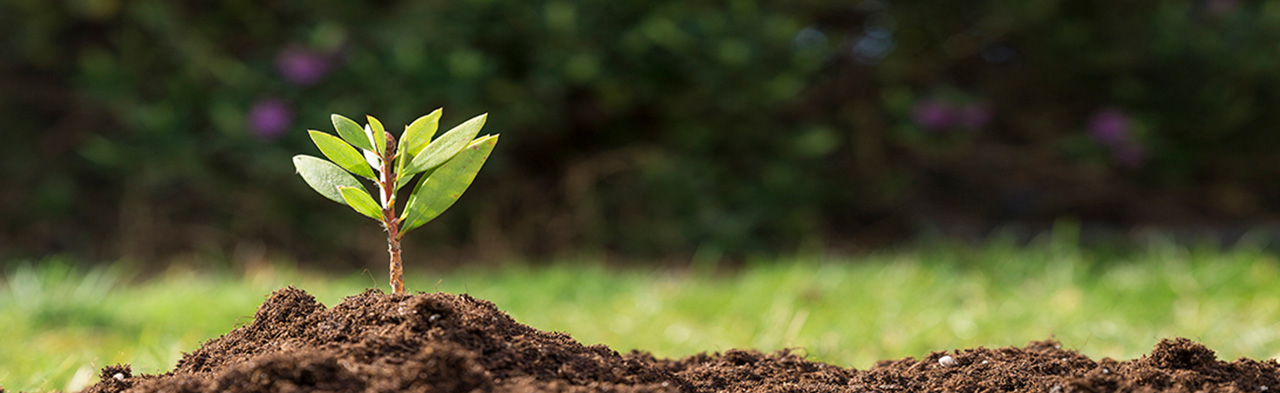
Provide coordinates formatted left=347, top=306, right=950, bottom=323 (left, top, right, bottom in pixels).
left=113, top=373, right=124, bottom=381
left=939, top=355, right=957, bottom=367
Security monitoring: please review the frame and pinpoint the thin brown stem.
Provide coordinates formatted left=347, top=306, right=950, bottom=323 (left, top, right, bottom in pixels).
left=387, top=229, right=403, bottom=293
left=380, top=132, right=405, bottom=294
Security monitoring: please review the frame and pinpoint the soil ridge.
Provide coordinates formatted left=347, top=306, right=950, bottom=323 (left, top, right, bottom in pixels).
left=79, top=287, right=1280, bottom=393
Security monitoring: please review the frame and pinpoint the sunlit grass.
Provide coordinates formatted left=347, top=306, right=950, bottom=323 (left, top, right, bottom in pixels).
left=4, top=238, right=1280, bottom=392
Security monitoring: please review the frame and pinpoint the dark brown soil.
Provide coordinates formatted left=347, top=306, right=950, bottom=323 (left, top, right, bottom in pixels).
left=78, top=287, right=1279, bottom=393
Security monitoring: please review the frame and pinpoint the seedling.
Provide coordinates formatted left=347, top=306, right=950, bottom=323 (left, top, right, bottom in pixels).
left=293, top=110, right=498, bottom=293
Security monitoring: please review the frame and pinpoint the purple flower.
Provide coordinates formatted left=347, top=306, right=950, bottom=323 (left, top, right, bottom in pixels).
left=275, top=47, right=332, bottom=86
left=1088, top=108, right=1131, bottom=147
left=913, top=99, right=956, bottom=132
left=247, top=98, right=293, bottom=139
left=957, top=102, right=992, bottom=130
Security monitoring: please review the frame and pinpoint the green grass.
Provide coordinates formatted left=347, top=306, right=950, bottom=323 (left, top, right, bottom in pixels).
left=4, top=239, right=1280, bottom=392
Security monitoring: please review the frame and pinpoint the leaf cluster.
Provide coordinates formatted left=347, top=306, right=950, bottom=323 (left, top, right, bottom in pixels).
left=293, top=110, right=497, bottom=237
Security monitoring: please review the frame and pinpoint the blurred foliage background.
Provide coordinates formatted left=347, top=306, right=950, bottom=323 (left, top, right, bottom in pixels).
left=3, top=0, right=1280, bottom=266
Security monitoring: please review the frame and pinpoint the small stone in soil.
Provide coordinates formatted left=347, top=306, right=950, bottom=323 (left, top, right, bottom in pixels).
left=938, top=355, right=956, bottom=367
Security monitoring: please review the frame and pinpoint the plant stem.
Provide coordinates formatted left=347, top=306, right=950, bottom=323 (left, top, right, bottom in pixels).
left=387, top=226, right=403, bottom=293
left=380, top=132, right=405, bottom=294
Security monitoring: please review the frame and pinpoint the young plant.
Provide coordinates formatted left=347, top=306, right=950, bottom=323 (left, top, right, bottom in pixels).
left=293, top=110, right=498, bottom=293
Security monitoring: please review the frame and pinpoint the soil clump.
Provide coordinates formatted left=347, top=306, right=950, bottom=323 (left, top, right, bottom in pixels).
left=80, top=287, right=1279, bottom=392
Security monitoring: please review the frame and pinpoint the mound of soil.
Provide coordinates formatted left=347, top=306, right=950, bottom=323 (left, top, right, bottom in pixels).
left=79, top=287, right=1278, bottom=393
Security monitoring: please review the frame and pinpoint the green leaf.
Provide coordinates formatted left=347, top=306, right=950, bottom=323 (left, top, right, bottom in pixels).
left=292, top=155, right=365, bottom=205
left=338, top=186, right=383, bottom=221
left=367, top=115, right=386, bottom=155
left=399, top=134, right=498, bottom=236
left=395, top=170, right=424, bottom=191
left=400, top=109, right=442, bottom=158
left=396, top=109, right=442, bottom=175
left=308, top=130, right=377, bottom=180
left=403, top=113, right=487, bottom=176
left=331, top=114, right=375, bottom=151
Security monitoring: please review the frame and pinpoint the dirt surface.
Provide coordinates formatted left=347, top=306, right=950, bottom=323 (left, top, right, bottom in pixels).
left=79, top=287, right=1279, bottom=392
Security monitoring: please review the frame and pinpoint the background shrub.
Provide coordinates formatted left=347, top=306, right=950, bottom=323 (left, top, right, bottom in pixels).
left=3, top=0, right=1278, bottom=264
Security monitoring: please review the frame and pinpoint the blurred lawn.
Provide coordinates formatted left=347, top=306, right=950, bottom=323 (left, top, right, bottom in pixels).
left=4, top=239, right=1280, bottom=392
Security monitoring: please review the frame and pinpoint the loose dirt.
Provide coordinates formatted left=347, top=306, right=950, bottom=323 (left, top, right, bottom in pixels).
left=78, top=287, right=1278, bottom=392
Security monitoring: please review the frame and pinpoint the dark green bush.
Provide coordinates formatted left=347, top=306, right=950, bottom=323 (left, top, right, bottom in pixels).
left=3, top=0, right=1278, bottom=263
